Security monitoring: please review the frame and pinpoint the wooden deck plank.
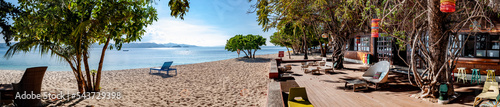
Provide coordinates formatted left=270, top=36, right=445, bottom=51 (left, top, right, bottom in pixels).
left=280, top=62, right=467, bottom=107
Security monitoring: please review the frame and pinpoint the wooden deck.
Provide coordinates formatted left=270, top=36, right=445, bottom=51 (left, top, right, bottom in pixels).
left=279, top=62, right=469, bottom=107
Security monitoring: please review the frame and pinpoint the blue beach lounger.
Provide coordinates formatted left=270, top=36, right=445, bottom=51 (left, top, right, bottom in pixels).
left=150, top=61, right=177, bottom=75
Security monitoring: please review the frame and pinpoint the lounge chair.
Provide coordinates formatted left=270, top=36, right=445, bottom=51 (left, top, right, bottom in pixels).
left=301, top=62, right=309, bottom=70
left=318, top=62, right=335, bottom=73
left=288, top=87, right=314, bottom=107
left=7, top=66, right=48, bottom=106
left=305, top=67, right=319, bottom=74
left=150, top=61, right=177, bottom=75
left=318, top=57, right=327, bottom=66
left=307, top=61, right=317, bottom=66
left=473, top=81, right=499, bottom=106
left=284, top=64, right=292, bottom=71
left=361, top=61, right=390, bottom=89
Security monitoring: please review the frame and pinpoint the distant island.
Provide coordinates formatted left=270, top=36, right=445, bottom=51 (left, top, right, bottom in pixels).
left=0, top=43, right=197, bottom=48
left=93, top=43, right=197, bottom=48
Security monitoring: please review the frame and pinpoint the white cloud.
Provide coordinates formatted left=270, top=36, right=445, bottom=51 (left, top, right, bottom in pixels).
left=142, top=18, right=230, bottom=47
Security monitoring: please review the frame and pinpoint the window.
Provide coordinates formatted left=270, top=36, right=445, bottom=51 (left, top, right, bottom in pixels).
left=476, top=34, right=487, bottom=57
left=377, top=36, right=393, bottom=61
left=488, top=35, right=499, bottom=57
left=463, top=35, right=475, bottom=57
left=450, top=35, right=462, bottom=56
left=458, top=34, right=500, bottom=58
left=358, top=37, right=370, bottom=51
left=347, top=36, right=370, bottom=51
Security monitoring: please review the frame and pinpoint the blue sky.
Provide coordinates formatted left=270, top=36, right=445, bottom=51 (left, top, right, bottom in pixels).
left=2, top=0, right=276, bottom=47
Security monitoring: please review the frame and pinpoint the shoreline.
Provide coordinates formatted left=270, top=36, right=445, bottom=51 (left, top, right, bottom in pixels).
left=0, top=53, right=281, bottom=72
left=1, top=54, right=277, bottom=106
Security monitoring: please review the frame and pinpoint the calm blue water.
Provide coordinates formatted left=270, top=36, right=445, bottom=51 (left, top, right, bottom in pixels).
left=0, top=46, right=286, bottom=71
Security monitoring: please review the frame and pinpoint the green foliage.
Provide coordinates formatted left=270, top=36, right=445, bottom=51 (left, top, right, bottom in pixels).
left=225, top=34, right=245, bottom=52
left=270, top=32, right=285, bottom=47
left=254, top=0, right=361, bottom=58
left=168, top=0, right=190, bottom=20
left=8, top=0, right=159, bottom=55
left=5, top=0, right=160, bottom=92
left=225, top=34, right=266, bottom=58
left=0, top=0, right=21, bottom=46
left=91, top=69, right=97, bottom=75
left=269, top=23, right=305, bottom=53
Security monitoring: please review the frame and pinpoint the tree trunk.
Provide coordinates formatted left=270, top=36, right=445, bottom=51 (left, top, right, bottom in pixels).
left=424, top=0, right=449, bottom=97
left=241, top=50, right=249, bottom=57
left=76, top=34, right=86, bottom=94
left=83, top=52, right=92, bottom=91
left=94, top=37, right=111, bottom=92
left=331, top=33, right=347, bottom=69
left=319, top=41, right=326, bottom=57
left=334, top=51, right=344, bottom=69
left=286, top=47, right=291, bottom=59
left=253, top=49, right=257, bottom=58
left=247, top=50, right=252, bottom=58
left=302, top=29, right=308, bottom=59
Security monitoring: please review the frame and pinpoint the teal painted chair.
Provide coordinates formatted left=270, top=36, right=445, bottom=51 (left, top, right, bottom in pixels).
left=439, top=84, right=448, bottom=100
left=471, top=69, right=481, bottom=84
left=150, top=61, right=177, bottom=75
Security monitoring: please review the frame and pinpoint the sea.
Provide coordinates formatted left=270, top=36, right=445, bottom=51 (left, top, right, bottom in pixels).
left=0, top=46, right=287, bottom=71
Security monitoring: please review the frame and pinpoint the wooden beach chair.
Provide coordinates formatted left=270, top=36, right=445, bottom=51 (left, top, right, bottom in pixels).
left=301, top=62, right=309, bottom=70
left=305, top=67, right=319, bottom=74
left=288, top=87, right=314, bottom=107
left=473, top=81, right=500, bottom=106
left=7, top=66, right=47, bottom=106
left=284, top=64, right=292, bottom=71
left=318, top=62, right=335, bottom=73
left=150, top=61, right=177, bottom=75
left=361, top=61, right=390, bottom=89
left=317, top=57, right=327, bottom=66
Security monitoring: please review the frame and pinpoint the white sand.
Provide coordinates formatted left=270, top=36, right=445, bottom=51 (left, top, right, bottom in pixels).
left=0, top=54, right=278, bottom=106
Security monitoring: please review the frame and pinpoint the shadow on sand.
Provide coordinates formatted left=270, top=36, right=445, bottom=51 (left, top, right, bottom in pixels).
left=325, top=71, right=347, bottom=75
left=149, top=72, right=175, bottom=78
left=335, top=75, right=421, bottom=93
left=42, top=95, right=88, bottom=106
left=236, top=58, right=272, bottom=63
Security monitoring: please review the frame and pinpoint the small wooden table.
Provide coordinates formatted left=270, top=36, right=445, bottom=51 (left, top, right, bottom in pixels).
left=345, top=80, right=368, bottom=92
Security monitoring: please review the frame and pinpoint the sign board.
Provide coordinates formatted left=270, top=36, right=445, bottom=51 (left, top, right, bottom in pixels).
left=278, top=51, right=284, bottom=57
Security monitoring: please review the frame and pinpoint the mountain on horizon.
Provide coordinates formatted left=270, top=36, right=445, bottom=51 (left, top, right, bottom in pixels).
left=0, top=43, right=197, bottom=48
left=92, top=43, right=197, bottom=48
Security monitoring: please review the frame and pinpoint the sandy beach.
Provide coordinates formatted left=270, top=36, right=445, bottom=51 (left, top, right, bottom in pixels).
left=0, top=54, right=276, bottom=106
left=1, top=53, right=479, bottom=107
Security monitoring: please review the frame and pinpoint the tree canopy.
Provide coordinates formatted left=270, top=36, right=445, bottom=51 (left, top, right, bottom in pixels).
left=0, top=0, right=21, bottom=45
left=338, top=0, right=500, bottom=98
left=225, top=34, right=266, bottom=58
left=4, top=0, right=162, bottom=93
left=254, top=0, right=500, bottom=99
